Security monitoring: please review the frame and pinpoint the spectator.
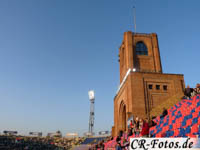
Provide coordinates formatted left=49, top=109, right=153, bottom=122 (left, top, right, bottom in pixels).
left=119, top=130, right=123, bottom=138
left=139, top=118, right=143, bottom=133
left=194, top=83, right=200, bottom=95
left=116, top=136, right=121, bottom=143
left=122, top=138, right=129, bottom=150
left=135, top=117, right=139, bottom=128
left=127, top=128, right=133, bottom=137
left=135, top=117, right=140, bottom=136
left=184, top=85, right=194, bottom=99
left=115, top=142, right=122, bottom=150
left=150, top=116, right=157, bottom=127
left=141, top=118, right=149, bottom=137
left=197, top=84, right=200, bottom=93
left=160, top=107, right=168, bottom=119
left=129, top=120, right=134, bottom=129
left=99, top=140, right=104, bottom=150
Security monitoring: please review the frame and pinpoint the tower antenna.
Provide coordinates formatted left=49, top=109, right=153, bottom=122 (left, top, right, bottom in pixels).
left=133, top=6, right=137, bottom=33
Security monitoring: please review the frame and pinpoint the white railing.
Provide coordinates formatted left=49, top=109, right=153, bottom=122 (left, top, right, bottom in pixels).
left=116, top=68, right=131, bottom=94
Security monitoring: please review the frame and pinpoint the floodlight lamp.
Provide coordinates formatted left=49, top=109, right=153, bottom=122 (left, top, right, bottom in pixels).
left=88, top=90, right=95, bottom=100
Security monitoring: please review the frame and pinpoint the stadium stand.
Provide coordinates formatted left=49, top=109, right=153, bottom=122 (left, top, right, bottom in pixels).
left=0, top=136, right=60, bottom=150
left=101, top=91, right=200, bottom=149
left=150, top=94, right=200, bottom=138
left=0, top=135, right=85, bottom=150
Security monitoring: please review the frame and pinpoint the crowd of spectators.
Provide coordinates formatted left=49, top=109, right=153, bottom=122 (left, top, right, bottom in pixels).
left=90, top=117, right=153, bottom=150
left=52, top=136, right=85, bottom=149
left=184, top=83, right=200, bottom=99
left=112, top=117, right=151, bottom=150
left=89, top=140, right=105, bottom=150
left=0, top=136, right=59, bottom=150
left=128, top=117, right=150, bottom=137
left=0, top=135, right=85, bottom=150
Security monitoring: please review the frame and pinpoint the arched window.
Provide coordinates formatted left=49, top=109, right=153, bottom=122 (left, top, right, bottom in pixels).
left=136, top=41, right=148, bottom=55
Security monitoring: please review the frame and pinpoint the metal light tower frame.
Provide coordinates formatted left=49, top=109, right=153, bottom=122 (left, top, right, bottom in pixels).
left=88, top=90, right=95, bottom=136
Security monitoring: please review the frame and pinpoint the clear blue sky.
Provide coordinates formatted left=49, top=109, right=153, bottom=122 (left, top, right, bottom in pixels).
left=0, top=0, right=199, bottom=136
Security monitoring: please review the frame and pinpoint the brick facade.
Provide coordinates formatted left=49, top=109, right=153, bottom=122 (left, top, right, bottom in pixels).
left=112, top=32, right=185, bottom=136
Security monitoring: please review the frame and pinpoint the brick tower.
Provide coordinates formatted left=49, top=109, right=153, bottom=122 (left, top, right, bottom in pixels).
left=112, top=32, right=185, bottom=136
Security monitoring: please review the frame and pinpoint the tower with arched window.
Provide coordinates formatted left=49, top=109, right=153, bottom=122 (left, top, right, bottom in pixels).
left=113, top=32, right=185, bottom=136
left=119, top=32, right=163, bottom=83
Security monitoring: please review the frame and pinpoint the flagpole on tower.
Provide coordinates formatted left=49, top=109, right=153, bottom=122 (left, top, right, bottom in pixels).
left=131, top=0, right=137, bottom=33
left=133, top=6, right=137, bottom=33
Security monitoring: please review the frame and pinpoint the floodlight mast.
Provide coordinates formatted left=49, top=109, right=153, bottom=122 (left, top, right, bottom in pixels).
left=88, top=90, right=95, bottom=136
